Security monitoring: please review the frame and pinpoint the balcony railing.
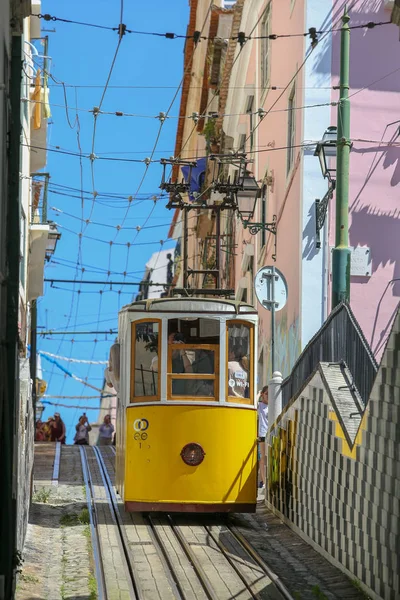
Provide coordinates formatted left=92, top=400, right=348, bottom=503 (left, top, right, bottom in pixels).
left=31, top=172, right=49, bottom=224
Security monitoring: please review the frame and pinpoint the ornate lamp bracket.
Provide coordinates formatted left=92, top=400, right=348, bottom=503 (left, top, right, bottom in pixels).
left=242, top=215, right=277, bottom=261
left=315, top=180, right=336, bottom=249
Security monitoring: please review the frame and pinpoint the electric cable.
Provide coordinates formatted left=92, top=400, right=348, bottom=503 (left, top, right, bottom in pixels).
left=89, top=0, right=126, bottom=221
left=24, top=94, right=338, bottom=120
left=31, top=13, right=393, bottom=40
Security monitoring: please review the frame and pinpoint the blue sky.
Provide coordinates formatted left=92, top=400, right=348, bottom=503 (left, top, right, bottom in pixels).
left=37, top=0, right=189, bottom=441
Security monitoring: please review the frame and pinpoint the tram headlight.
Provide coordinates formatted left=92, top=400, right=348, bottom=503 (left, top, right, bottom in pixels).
left=180, top=443, right=205, bottom=466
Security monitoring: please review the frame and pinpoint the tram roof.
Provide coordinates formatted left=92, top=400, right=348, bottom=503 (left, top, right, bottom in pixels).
left=120, top=297, right=258, bottom=315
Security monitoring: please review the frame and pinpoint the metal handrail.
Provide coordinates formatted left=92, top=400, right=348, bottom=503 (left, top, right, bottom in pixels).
left=281, top=302, right=378, bottom=408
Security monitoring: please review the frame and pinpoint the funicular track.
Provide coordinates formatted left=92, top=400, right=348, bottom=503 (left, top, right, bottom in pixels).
left=85, top=445, right=293, bottom=600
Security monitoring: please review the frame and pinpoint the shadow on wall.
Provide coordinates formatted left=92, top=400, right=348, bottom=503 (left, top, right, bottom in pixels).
left=349, top=206, right=400, bottom=296
left=302, top=204, right=320, bottom=261
left=313, top=2, right=397, bottom=89
left=352, top=142, right=400, bottom=189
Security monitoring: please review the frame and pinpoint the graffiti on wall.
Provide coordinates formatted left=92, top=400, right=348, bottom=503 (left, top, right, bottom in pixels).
left=268, top=412, right=298, bottom=518
left=264, top=313, right=301, bottom=378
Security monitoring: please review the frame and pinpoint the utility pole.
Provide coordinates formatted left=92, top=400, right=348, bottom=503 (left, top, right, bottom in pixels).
left=331, top=6, right=351, bottom=309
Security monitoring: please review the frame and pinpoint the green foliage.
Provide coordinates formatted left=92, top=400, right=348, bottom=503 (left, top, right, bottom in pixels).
left=311, top=585, right=328, bottom=600
left=352, top=579, right=372, bottom=599
left=20, top=573, right=39, bottom=584
left=12, top=550, right=24, bottom=574
left=88, top=573, right=97, bottom=599
left=60, top=512, right=79, bottom=527
left=79, top=507, right=90, bottom=525
left=33, top=488, right=51, bottom=503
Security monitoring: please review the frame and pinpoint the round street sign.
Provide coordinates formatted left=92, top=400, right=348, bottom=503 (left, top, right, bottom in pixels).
left=254, top=266, right=288, bottom=312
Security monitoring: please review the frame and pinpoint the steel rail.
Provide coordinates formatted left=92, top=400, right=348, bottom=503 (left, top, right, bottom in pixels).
left=228, top=524, right=294, bottom=600
left=144, top=515, right=186, bottom=600
left=203, top=524, right=261, bottom=600
left=100, top=448, right=292, bottom=600
left=51, top=441, right=61, bottom=486
left=166, top=515, right=219, bottom=600
left=79, top=446, right=107, bottom=600
left=93, top=446, right=140, bottom=599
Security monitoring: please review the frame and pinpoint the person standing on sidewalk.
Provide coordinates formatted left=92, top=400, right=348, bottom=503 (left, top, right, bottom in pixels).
left=257, top=386, right=269, bottom=490
left=97, top=414, right=114, bottom=446
left=74, top=414, right=92, bottom=445
left=50, top=413, right=66, bottom=444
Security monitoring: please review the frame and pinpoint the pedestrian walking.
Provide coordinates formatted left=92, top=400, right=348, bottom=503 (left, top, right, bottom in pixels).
left=97, top=414, right=115, bottom=446
left=42, top=417, right=53, bottom=441
left=50, top=412, right=66, bottom=444
left=257, top=386, right=269, bottom=490
left=35, top=420, right=45, bottom=442
left=74, top=414, right=92, bottom=445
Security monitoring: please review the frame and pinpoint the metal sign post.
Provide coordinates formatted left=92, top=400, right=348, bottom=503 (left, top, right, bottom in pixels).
left=254, top=266, right=288, bottom=374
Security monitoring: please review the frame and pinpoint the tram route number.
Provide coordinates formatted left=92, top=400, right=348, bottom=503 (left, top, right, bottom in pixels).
left=133, top=419, right=149, bottom=443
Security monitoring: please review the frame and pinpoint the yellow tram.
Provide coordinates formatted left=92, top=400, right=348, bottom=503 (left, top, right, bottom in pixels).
left=115, top=297, right=258, bottom=512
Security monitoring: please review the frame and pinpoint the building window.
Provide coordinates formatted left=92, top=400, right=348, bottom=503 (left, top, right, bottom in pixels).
left=261, top=5, right=271, bottom=89
left=238, top=133, right=247, bottom=153
left=246, top=95, right=255, bottom=152
left=286, top=85, right=296, bottom=175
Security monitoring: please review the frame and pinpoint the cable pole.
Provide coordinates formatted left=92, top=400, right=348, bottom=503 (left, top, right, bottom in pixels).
left=332, top=6, right=351, bottom=308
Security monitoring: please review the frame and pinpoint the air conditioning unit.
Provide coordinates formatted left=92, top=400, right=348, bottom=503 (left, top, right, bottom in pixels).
left=241, top=243, right=254, bottom=273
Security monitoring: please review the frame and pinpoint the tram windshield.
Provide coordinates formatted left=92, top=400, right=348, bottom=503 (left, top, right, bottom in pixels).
left=132, top=320, right=160, bottom=400
left=167, top=318, right=219, bottom=400
left=227, top=322, right=252, bottom=402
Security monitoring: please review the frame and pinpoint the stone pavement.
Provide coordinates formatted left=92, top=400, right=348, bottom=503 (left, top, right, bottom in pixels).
left=231, top=491, right=369, bottom=600
left=15, top=444, right=94, bottom=600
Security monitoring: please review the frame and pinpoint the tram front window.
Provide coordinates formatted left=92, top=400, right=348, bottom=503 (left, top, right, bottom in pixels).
left=168, top=318, right=219, bottom=400
left=227, top=322, right=252, bottom=401
left=132, top=320, right=160, bottom=401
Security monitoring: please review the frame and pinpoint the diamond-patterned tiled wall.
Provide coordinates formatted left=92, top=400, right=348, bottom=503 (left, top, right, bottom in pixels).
left=267, top=310, right=400, bottom=600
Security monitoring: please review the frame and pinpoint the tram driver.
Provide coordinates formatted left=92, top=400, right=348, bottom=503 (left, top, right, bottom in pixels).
left=228, top=342, right=249, bottom=398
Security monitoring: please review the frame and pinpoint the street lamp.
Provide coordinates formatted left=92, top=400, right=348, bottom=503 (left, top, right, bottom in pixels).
left=45, top=221, right=61, bottom=262
left=35, top=400, right=44, bottom=422
left=236, top=172, right=261, bottom=221
left=314, top=126, right=337, bottom=181
left=314, top=126, right=337, bottom=249
left=236, top=171, right=277, bottom=243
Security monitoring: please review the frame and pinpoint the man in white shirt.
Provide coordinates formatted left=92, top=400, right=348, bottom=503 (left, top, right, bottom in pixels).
left=257, top=386, right=269, bottom=490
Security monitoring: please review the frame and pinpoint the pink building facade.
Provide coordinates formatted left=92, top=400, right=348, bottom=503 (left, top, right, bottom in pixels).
left=226, top=0, right=400, bottom=382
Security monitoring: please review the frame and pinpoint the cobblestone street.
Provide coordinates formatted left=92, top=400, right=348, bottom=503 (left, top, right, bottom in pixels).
left=16, top=445, right=94, bottom=600
left=15, top=444, right=369, bottom=600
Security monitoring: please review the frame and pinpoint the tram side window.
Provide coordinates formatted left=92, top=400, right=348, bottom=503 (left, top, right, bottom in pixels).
left=132, top=321, right=160, bottom=401
left=167, top=318, right=219, bottom=399
left=227, top=323, right=252, bottom=401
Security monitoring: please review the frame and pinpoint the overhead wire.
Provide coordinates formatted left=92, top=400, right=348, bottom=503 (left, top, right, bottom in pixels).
left=89, top=0, right=126, bottom=221
left=31, top=12, right=393, bottom=39
left=24, top=94, right=339, bottom=120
